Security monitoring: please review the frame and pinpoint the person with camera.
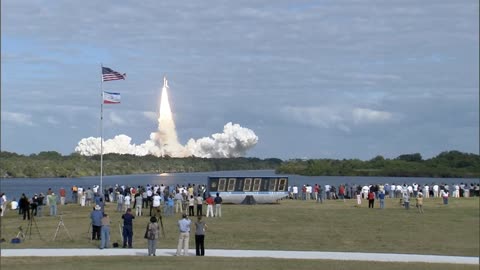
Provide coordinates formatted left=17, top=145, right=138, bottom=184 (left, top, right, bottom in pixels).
left=195, top=215, right=207, bottom=256
left=146, top=216, right=160, bottom=256
left=121, top=208, right=135, bottom=248
left=176, top=213, right=191, bottom=256
left=100, top=212, right=111, bottom=249
left=90, top=205, right=103, bottom=240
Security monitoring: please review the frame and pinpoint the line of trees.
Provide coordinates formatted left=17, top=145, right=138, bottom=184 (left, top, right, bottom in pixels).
left=276, top=151, right=480, bottom=178
left=0, top=150, right=478, bottom=179
left=0, top=151, right=282, bottom=178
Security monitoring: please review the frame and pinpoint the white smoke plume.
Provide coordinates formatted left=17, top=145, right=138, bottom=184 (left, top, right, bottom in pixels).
left=74, top=122, right=258, bottom=158
left=75, top=77, right=258, bottom=158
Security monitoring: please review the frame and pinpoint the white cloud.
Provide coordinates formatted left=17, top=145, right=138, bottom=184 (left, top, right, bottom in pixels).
left=3, top=112, right=34, bottom=126
left=282, top=106, right=348, bottom=131
left=352, top=108, right=393, bottom=124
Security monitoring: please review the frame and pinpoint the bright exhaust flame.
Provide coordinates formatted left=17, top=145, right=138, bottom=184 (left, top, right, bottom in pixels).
left=154, top=77, right=188, bottom=157
left=159, top=77, right=173, bottom=121
left=75, top=76, right=258, bottom=158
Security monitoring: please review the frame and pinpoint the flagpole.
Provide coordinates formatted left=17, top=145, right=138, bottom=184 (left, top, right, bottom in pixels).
left=100, top=64, right=104, bottom=196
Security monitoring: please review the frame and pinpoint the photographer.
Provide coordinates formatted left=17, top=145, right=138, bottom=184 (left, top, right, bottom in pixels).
left=90, top=205, right=103, bottom=240
left=121, top=208, right=135, bottom=248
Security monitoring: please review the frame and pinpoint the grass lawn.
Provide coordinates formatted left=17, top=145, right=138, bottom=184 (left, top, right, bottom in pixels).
left=0, top=257, right=478, bottom=270
left=1, top=197, right=478, bottom=269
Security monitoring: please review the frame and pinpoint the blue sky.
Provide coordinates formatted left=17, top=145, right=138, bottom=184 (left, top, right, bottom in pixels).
left=1, top=0, right=478, bottom=160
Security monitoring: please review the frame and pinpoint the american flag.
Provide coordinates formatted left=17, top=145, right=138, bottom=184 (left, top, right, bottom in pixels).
left=102, top=67, right=126, bottom=81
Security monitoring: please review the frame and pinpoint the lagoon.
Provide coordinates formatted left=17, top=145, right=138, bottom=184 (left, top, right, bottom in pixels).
left=0, top=170, right=478, bottom=201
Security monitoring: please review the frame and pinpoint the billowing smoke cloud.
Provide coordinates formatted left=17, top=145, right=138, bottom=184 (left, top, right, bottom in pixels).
left=75, top=77, right=258, bottom=158
left=75, top=122, right=258, bottom=158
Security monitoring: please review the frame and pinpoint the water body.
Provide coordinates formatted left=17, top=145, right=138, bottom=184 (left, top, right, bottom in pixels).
left=0, top=170, right=478, bottom=201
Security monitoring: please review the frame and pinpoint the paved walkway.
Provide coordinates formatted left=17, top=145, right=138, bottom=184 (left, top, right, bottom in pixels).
left=1, top=249, right=478, bottom=265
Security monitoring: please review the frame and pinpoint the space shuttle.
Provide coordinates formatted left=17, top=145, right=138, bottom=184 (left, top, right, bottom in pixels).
left=163, top=76, right=169, bottom=88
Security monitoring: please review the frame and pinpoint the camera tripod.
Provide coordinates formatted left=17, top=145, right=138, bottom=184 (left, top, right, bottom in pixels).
left=53, top=215, right=72, bottom=241
left=24, top=216, right=43, bottom=240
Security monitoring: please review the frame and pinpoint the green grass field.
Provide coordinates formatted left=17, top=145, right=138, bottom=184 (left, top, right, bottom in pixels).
left=1, top=197, right=478, bottom=269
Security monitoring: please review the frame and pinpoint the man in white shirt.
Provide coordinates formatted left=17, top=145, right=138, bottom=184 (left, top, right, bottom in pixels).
left=396, top=185, right=402, bottom=199
left=407, top=185, right=413, bottom=197
left=454, top=184, right=460, bottom=198
left=361, top=186, right=369, bottom=199
left=424, top=185, right=430, bottom=198
left=292, top=185, right=298, bottom=200
left=174, top=192, right=184, bottom=213
left=325, top=185, right=331, bottom=200
left=152, top=193, right=161, bottom=217
left=77, top=186, right=84, bottom=204
left=0, top=193, right=7, bottom=216
left=305, top=185, right=312, bottom=200
left=11, top=199, right=18, bottom=210
left=412, top=183, right=418, bottom=197
left=433, top=184, right=439, bottom=198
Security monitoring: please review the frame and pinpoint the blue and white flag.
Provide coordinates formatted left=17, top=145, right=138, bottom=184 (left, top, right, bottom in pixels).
left=103, top=91, right=121, bottom=104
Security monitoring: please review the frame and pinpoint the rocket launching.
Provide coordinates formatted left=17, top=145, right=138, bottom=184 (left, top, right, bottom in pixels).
left=153, top=77, right=189, bottom=157
left=75, top=77, right=258, bottom=158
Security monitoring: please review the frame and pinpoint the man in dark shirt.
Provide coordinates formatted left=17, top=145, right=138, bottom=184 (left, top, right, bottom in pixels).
left=214, top=193, right=222, bottom=218
left=121, top=208, right=135, bottom=248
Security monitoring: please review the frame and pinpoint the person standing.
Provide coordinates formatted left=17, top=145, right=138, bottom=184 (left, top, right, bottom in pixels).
left=30, top=194, right=38, bottom=217
left=59, top=187, right=66, bottom=205
left=124, top=193, right=131, bottom=211
left=19, top=194, right=30, bottom=220
left=416, top=193, right=424, bottom=213
left=195, top=216, right=207, bottom=256
left=316, top=184, right=323, bottom=203
left=135, top=194, right=143, bottom=216
left=48, top=193, right=57, bottom=216
left=121, top=208, right=135, bottom=248
left=36, top=193, right=45, bottom=217
left=378, top=191, right=385, bottom=209
left=0, top=193, right=7, bottom=217
left=367, top=191, right=375, bottom=208
left=151, top=193, right=161, bottom=217
left=205, top=195, right=214, bottom=217
left=90, top=205, right=103, bottom=240
left=196, top=194, right=203, bottom=216
left=441, top=190, right=449, bottom=205
left=166, top=195, right=174, bottom=216
left=214, top=193, right=222, bottom=218
left=100, top=213, right=111, bottom=249
left=174, top=192, right=184, bottom=213
left=85, top=188, right=93, bottom=207
left=188, top=195, right=195, bottom=217
left=292, top=185, right=298, bottom=200
left=176, top=213, right=191, bottom=256
left=403, top=192, right=410, bottom=209
left=71, top=185, right=78, bottom=204
left=77, top=186, right=84, bottom=205
left=146, top=216, right=160, bottom=256
left=116, top=192, right=124, bottom=212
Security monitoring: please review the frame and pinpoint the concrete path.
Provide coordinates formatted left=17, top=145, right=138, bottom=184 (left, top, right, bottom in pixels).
left=1, top=249, right=478, bottom=265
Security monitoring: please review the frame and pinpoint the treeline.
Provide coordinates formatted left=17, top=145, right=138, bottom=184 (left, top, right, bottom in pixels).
left=0, top=151, right=282, bottom=178
left=1, top=150, right=479, bottom=179
left=276, top=151, right=480, bottom=178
